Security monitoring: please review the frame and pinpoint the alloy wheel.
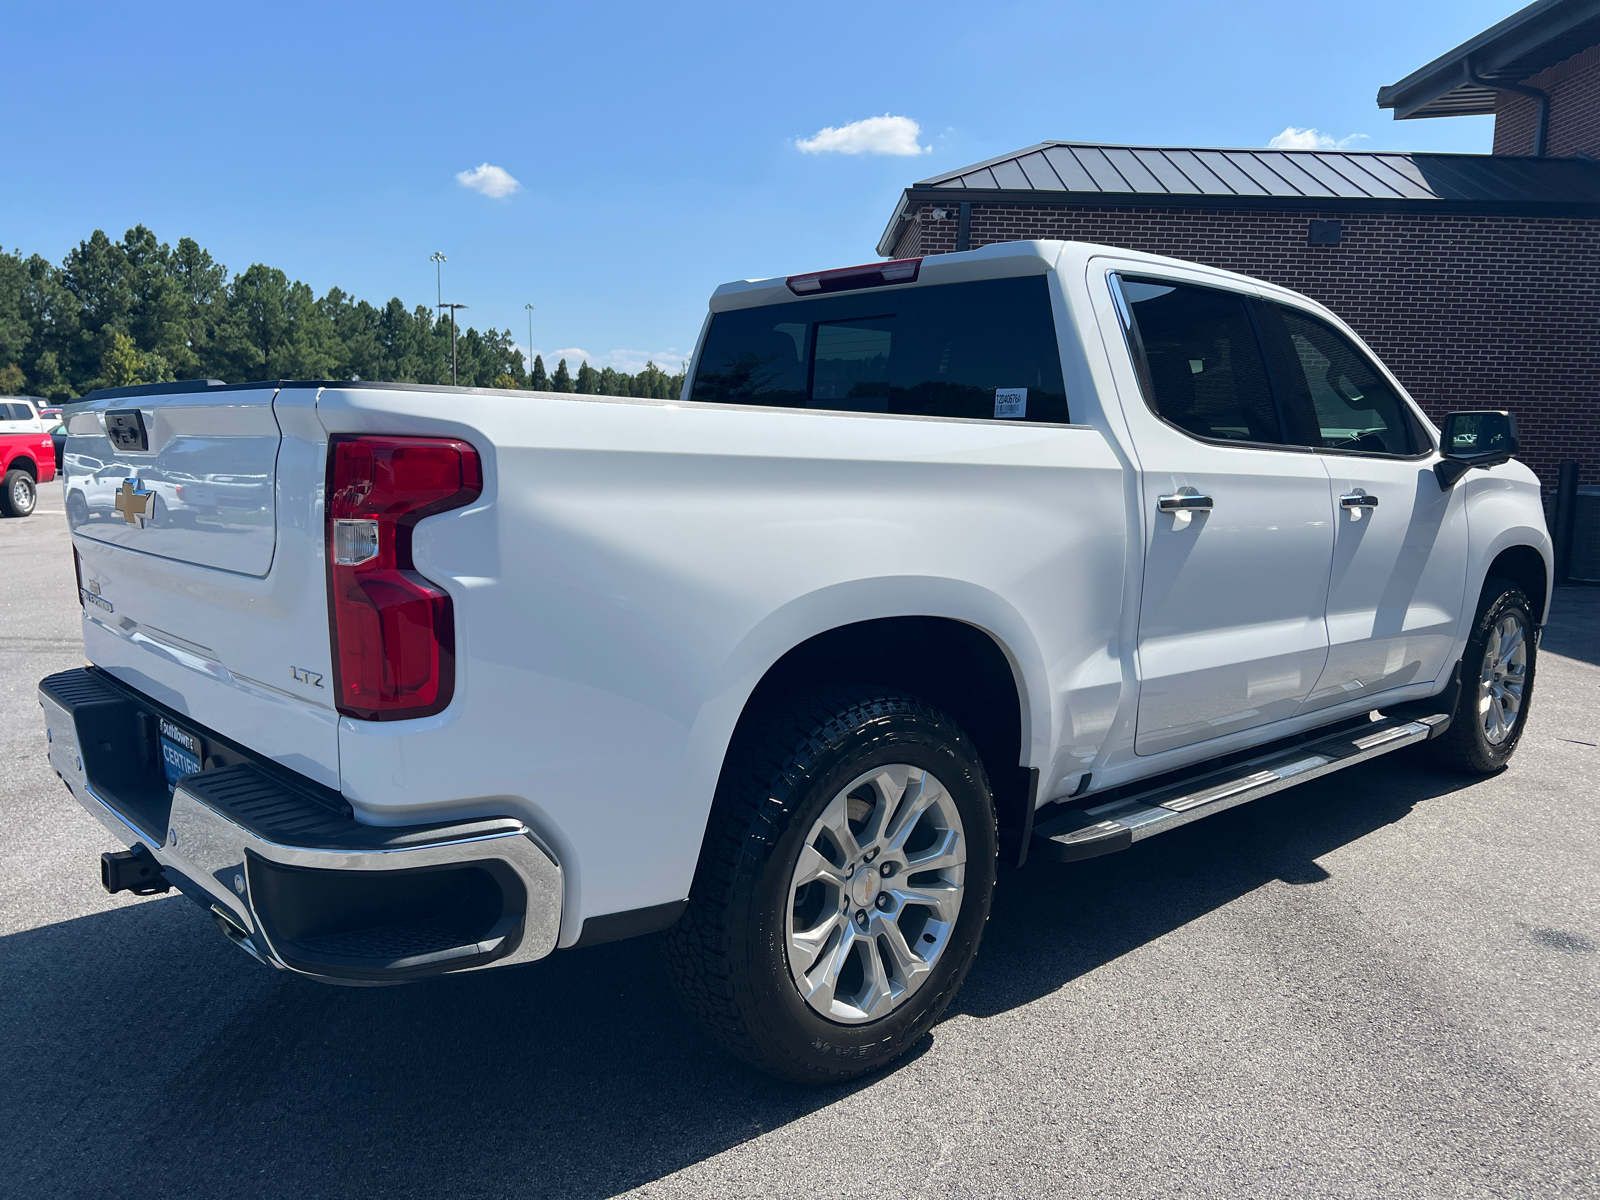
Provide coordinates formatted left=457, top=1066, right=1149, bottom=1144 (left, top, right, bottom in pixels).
left=1479, top=612, right=1528, bottom=746
left=785, top=763, right=966, bottom=1024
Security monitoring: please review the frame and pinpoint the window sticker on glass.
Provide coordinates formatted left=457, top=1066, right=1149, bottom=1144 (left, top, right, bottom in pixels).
left=994, top=388, right=1027, bottom=419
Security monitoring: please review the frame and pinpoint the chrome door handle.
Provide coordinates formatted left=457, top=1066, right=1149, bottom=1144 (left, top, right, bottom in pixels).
left=1158, top=491, right=1214, bottom=513
left=1339, top=492, right=1379, bottom=509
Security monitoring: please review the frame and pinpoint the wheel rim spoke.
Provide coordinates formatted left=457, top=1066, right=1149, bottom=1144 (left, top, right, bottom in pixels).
left=789, top=910, right=844, bottom=976
left=876, top=919, right=931, bottom=990
left=883, top=772, right=943, bottom=853
left=801, top=922, right=858, bottom=1010
left=904, top=826, right=964, bottom=875
left=792, top=842, right=848, bottom=890
left=813, top=792, right=863, bottom=863
left=889, top=879, right=964, bottom=923
left=856, top=935, right=895, bottom=1019
left=857, top=765, right=910, bottom=846
left=1498, top=623, right=1524, bottom=665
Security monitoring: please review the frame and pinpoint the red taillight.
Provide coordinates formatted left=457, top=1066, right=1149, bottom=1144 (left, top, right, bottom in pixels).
left=786, top=257, right=921, bottom=296
left=326, top=436, right=482, bottom=721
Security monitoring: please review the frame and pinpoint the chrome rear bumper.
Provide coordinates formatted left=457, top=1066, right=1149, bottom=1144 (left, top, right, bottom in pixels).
left=39, top=668, right=563, bottom=985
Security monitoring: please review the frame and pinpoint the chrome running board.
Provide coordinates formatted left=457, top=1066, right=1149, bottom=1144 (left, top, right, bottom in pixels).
left=1031, top=714, right=1449, bottom=863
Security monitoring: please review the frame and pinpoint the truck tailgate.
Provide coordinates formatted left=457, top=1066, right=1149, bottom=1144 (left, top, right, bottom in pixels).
left=66, top=385, right=340, bottom=789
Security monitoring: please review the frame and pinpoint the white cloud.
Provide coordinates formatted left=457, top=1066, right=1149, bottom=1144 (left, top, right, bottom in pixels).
left=797, top=115, right=929, bottom=156
left=455, top=163, right=522, bottom=198
left=1267, top=127, right=1369, bottom=151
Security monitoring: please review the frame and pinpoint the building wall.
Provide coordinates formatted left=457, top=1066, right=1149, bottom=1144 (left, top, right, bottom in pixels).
left=1493, top=42, right=1600, bottom=157
left=901, top=202, right=1600, bottom=490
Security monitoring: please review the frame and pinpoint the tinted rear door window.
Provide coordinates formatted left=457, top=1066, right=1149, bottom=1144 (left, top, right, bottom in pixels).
left=690, top=276, right=1069, bottom=423
left=1116, top=275, right=1284, bottom=445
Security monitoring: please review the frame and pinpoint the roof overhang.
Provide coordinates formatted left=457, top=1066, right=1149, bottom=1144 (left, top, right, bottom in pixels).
left=1376, top=0, right=1600, bottom=120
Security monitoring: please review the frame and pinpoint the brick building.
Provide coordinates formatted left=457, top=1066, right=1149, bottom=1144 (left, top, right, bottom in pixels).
left=876, top=0, right=1600, bottom=503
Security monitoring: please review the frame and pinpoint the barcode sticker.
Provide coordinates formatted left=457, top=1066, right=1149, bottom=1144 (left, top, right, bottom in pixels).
left=994, top=388, right=1027, bottom=419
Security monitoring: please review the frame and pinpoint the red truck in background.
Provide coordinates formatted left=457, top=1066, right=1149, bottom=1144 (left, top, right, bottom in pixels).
left=0, top=396, right=58, bottom=517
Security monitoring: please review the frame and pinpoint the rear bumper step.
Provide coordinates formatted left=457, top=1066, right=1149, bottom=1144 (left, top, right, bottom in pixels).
left=1032, top=714, right=1449, bottom=863
left=39, top=667, right=563, bottom=984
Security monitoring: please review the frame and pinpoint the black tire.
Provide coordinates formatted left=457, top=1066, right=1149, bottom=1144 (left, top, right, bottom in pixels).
left=0, top=470, right=36, bottom=518
left=663, top=686, right=998, bottom=1083
left=1429, top=577, right=1538, bottom=774
left=65, top=489, right=89, bottom=526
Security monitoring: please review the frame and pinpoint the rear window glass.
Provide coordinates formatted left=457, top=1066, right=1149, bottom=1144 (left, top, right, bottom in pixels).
left=4, top=403, right=33, bottom=420
left=689, top=276, right=1069, bottom=423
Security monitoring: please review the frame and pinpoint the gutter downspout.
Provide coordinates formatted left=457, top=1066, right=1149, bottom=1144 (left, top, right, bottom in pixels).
left=1467, top=59, right=1550, bottom=156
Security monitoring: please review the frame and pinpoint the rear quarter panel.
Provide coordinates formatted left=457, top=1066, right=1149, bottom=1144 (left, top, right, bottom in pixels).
left=316, top=386, right=1126, bottom=945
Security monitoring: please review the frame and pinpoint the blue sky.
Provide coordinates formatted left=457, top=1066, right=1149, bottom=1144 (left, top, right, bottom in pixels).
left=3, top=0, right=1514, bottom=374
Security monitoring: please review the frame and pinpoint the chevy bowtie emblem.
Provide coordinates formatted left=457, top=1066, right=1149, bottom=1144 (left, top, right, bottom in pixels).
left=114, top=478, right=155, bottom=527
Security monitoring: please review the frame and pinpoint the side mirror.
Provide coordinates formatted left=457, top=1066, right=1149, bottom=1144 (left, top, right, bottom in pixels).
left=1435, top=410, right=1520, bottom=487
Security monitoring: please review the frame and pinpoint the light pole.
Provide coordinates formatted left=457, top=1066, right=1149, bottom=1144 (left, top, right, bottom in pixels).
left=524, top=303, right=535, bottom=383
left=430, top=252, right=447, bottom=308
left=439, top=302, right=468, bottom=386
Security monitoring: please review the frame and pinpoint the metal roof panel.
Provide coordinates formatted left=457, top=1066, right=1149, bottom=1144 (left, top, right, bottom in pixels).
left=988, top=159, right=1032, bottom=190
left=1349, top=155, right=1438, bottom=198
left=1226, top=152, right=1311, bottom=197
left=1133, top=149, right=1205, bottom=194
left=1252, top=153, right=1333, bottom=197
left=1316, top=154, right=1407, bottom=198
left=1015, top=151, right=1067, bottom=190
left=1161, top=150, right=1231, bottom=193
left=1284, top=153, right=1373, bottom=197
left=1191, top=151, right=1268, bottom=195
left=1041, top=146, right=1100, bottom=191
left=1071, top=146, right=1135, bottom=192
left=1374, top=154, right=1456, bottom=197
left=1100, top=147, right=1169, bottom=193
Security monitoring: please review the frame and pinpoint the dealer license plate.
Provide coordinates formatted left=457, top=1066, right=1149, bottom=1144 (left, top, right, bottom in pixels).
left=159, top=717, right=203, bottom=792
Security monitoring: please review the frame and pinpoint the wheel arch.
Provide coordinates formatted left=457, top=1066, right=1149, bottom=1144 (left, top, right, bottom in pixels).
left=698, top=582, right=1053, bottom=872
left=1484, top=543, right=1549, bottom=626
left=5, top=453, right=37, bottom=480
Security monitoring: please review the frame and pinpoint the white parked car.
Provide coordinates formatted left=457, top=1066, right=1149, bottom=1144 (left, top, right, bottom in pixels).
left=39, top=241, right=1550, bottom=1082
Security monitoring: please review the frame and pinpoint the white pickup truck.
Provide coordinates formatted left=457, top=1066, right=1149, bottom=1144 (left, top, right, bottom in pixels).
left=40, top=240, right=1550, bottom=1082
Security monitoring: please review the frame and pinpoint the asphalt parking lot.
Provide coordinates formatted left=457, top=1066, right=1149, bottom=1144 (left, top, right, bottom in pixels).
left=2, top=489, right=1596, bottom=1200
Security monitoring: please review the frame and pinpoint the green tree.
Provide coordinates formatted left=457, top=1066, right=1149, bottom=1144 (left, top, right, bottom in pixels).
left=575, top=360, right=600, bottom=394
left=102, top=331, right=144, bottom=386
left=0, top=251, right=30, bottom=379
left=222, top=264, right=338, bottom=380
left=0, top=224, right=691, bottom=400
